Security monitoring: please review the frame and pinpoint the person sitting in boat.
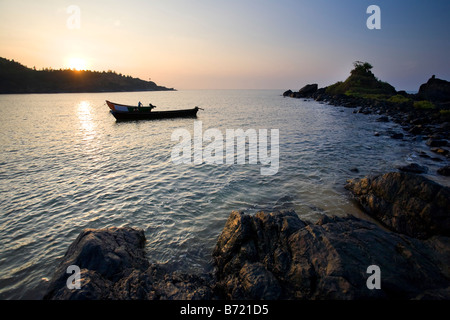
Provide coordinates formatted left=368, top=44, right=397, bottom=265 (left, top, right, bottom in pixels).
left=149, top=103, right=156, bottom=110
left=138, top=101, right=143, bottom=107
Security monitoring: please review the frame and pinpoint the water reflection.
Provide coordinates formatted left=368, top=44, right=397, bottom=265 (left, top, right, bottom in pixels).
left=77, top=100, right=96, bottom=141
left=76, top=100, right=104, bottom=164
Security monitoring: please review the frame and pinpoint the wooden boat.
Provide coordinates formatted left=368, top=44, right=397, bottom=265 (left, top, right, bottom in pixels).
left=106, top=100, right=200, bottom=121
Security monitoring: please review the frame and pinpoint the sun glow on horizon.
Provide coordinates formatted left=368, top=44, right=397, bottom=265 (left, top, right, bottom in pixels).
left=67, top=57, right=87, bottom=71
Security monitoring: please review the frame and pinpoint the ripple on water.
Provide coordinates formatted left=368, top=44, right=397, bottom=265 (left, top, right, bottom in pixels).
left=0, top=90, right=448, bottom=299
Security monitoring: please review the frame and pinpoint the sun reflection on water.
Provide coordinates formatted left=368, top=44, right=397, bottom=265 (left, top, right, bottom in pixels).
left=77, top=101, right=96, bottom=140
left=76, top=100, right=104, bottom=164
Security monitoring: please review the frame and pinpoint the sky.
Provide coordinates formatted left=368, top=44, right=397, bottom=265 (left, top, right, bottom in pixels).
left=0, top=0, right=449, bottom=90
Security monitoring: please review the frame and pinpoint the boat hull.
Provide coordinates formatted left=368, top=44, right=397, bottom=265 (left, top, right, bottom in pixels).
left=106, top=100, right=199, bottom=121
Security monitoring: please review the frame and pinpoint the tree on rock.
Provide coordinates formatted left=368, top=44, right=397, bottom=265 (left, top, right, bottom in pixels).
left=352, top=61, right=374, bottom=75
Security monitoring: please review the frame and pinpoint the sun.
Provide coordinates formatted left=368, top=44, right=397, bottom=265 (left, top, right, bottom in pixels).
left=67, top=57, right=87, bottom=71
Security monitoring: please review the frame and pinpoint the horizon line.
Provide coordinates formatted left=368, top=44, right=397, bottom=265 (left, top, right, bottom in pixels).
left=0, top=56, right=434, bottom=93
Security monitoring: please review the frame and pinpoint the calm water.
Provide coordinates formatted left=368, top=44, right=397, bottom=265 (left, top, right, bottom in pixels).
left=0, top=90, right=448, bottom=299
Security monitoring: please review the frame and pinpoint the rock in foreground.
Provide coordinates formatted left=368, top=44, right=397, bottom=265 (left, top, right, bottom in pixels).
left=213, top=211, right=450, bottom=300
left=345, top=172, right=450, bottom=239
left=44, top=227, right=214, bottom=300
left=45, top=210, right=450, bottom=299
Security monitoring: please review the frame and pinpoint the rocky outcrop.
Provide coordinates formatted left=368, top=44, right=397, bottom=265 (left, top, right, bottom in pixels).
left=285, top=87, right=450, bottom=154
left=213, top=211, right=450, bottom=299
left=297, top=84, right=318, bottom=97
left=45, top=211, right=450, bottom=300
left=44, top=227, right=214, bottom=300
left=284, top=84, right=318, bottom=98
left=418, top=76, right=450, bottom=102
left=45, top=171, right=450, bottom=300
left=345, top=172, right=450, bottom=239
left=283, top=73, right=450, bottom=163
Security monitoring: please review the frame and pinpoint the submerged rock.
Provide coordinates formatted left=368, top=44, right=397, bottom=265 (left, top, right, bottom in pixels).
left=345, top=172, right=450, bottom=239
left=397, top=163, right=429, bottom=174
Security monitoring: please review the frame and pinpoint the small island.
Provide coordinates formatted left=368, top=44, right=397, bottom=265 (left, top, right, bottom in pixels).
left=284, top=61, right=450, bottom=110
left=0, top=57, right=175, bottom=94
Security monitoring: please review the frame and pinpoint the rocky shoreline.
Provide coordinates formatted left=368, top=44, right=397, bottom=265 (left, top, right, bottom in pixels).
left=44, top=172, right=450, bottom=300
left=43, top=73, right=449, bottom=300
left=284, top=76, right=450, bottom=176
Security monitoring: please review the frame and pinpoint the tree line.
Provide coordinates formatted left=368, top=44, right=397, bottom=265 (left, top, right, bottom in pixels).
left=0, top=57, right=174, bottom=94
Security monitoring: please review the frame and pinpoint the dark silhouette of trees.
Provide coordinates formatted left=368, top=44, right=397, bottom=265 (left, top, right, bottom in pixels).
left=0, top=57, right=174, bottom=94
left=352, top=61, right=374, bottom=75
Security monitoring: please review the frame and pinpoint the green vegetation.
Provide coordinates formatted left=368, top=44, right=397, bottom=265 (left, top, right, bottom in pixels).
left=0, top=57, right=174, bottom=94
left=388, top=94, right=412, bottom=104
left=322, top=62, right=449, bottom=114
left=413, top=100, right=436, bottom=110
left=326, top=61, right=396, bottom=97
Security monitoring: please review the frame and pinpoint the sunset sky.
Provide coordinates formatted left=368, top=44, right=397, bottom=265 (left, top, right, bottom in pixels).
left=0, top=0, right=449, bottom=90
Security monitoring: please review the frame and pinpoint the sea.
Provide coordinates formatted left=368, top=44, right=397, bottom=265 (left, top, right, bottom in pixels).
left=0, top=89, right=448, bottom=299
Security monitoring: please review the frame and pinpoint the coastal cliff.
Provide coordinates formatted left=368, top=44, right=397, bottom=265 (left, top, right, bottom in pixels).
left=44, top=173, right=450, bottom=300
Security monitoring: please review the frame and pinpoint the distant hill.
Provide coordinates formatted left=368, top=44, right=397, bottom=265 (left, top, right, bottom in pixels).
left=0, top=57, right=175, bottom=94
left=325, top=61, right=396, bottom=98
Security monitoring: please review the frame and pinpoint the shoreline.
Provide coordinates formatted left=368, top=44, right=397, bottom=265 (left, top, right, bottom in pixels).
left=2, top=82, right=447, bottom=300
left=44, top=170, right=450, bottom=300
left=41, top=83, right=449, bottom=300
left=284, top=80, right=450, bottom=177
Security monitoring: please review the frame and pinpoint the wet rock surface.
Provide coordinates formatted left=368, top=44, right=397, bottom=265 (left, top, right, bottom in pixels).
left=397, top=163, right=428, bottom=174
left=45, top=206, right=450, bottom=300
left=213, top=211, right=450, bottom=300
left=345, top=172, right=450, bottom=239
left=44, top=227, right=215, bottom=300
